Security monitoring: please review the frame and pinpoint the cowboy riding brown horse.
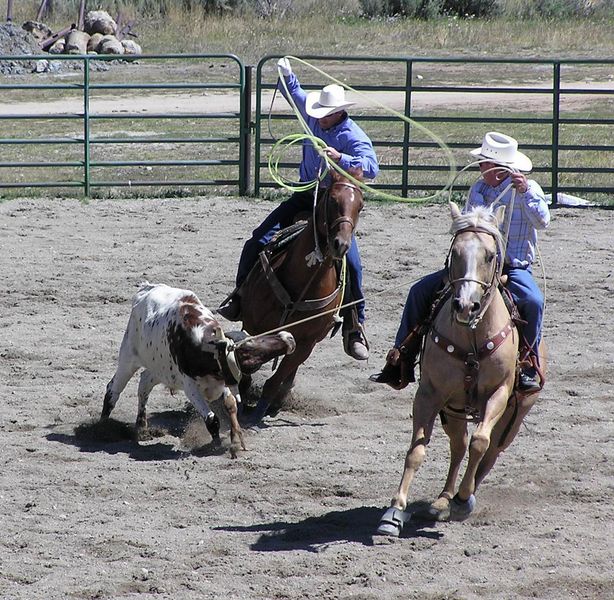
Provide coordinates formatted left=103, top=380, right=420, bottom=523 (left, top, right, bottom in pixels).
left=238, top=168, right=364, bottom=420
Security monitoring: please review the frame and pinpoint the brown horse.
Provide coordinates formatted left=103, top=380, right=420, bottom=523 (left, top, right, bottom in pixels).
left=377, top=201, right=546, bottom=536
left=239, top=168, right=364, bottom=419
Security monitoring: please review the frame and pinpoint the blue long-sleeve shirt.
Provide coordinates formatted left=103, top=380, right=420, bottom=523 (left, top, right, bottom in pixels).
left=466, top=177, right=550, bottom=268
left=278, top=73, right=379, bottom=184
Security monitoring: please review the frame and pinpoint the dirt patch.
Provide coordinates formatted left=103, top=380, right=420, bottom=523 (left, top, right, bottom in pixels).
left=0, top=197, right=612, bottom=599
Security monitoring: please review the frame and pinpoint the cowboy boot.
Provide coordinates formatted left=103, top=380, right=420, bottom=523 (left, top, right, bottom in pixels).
left=342, top=308, right=369, bottom=361
left=369, top=347, right=405, bottom=389
left=370, top=325, right=423, bottom=389
left=517, top=348, right=542, bottom=392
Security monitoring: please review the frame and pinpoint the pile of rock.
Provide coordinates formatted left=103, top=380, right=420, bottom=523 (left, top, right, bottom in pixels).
left=0, top=22, right=43, bottom=74
left=48, top=10, right=141, bottom=56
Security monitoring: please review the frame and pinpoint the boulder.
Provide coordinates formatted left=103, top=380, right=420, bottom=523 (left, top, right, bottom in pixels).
left=84, top=10, right=117, bottom=36
left=65, top=30, right=90, bottom=55
left=48, top=39, right=65, bottom=54
left=22, top=21, right=53, bottom=43
left=98, top=35, right=124, bottom=55
left=121, top=39, right=142, bottom=55
left=87, top=32, right=104, bottom=53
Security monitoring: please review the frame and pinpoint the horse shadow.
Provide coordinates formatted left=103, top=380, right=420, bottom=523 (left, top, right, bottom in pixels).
left=45, top=409, right=226, bottom=461
left=213, top=502, right=443, bottom=552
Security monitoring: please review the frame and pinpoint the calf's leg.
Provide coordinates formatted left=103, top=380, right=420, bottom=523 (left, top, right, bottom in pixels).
left=102, top=354, right=140, bottom=419
left=135, top=369, right=159, bottom=439
left=182, top=378, right=220, bottom=444
left=222, top=388, right=246, bottom=458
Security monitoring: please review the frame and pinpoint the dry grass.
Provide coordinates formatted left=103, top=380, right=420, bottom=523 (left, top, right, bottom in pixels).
left=5, top=1, right=614, bottom=60
left=134, top=14, right=614, bottom=62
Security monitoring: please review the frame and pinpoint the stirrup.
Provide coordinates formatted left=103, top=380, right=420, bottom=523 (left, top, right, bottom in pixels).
left=217, top=290, right=242, bottom=321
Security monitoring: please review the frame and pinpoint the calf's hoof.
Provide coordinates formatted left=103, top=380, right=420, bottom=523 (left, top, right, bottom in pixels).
left=135, top=427, right=153, bottom=442
left=205, top=412, right=220, bottom=441
left=449, top=493, right=476, bottom=521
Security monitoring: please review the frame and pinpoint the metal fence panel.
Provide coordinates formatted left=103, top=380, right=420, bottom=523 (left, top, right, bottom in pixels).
left=0, top=53, right=246, bottom=197
left=254, top=55, right=614, bottom=204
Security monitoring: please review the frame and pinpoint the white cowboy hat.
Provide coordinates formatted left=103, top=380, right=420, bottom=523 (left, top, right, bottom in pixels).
left=306, top=84, right=355, bottom=119
left=470, top=131, right=533, bottom=172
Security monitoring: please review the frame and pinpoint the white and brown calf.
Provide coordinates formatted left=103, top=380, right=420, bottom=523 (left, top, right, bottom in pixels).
left=102, top=282, right=295, bottom=457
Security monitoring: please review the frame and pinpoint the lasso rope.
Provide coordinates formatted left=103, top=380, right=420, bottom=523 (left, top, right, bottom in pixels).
left=270, top=55, right=457, bottom=202
left=256, top=66, right=547, bottom=351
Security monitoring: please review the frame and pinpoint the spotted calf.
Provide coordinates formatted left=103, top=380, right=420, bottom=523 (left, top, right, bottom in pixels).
left=102, top=282, right=295, bottom=457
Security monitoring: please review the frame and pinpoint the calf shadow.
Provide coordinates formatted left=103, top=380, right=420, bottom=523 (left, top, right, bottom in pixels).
left=45, top=409, right=224, bottom=461
left=213, top=503, right=443, bottom=552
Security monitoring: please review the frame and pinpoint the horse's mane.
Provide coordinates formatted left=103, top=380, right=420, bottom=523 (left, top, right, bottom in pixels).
left=450, top=204, right=505, bottom=258
left=450, top=205, right=502, bottom=240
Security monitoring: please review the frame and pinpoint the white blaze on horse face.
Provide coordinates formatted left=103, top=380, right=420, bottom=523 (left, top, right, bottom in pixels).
left=455, top=236, right=482, bottom=323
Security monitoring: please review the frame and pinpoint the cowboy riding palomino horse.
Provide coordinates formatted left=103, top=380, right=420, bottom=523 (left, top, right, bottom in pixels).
left=377, top=201, right=546, bottom=536
left=239, top=168, right=364, bottom=419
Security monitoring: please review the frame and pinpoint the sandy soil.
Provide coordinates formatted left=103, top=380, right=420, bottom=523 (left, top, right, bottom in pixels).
left=1, top=80, right=612, bottom=117
left=0, top=196, right=613, bottom=600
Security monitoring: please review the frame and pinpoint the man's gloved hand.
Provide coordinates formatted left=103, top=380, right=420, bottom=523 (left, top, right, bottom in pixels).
left=277, top=57, right=292, bottom=77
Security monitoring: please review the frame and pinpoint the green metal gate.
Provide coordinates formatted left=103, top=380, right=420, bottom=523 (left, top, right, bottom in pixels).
left=254, top=55, right=614, bottom=204
left=0, top=53, right=247, bottom=196
left=2, top=53, right=612, bottom=203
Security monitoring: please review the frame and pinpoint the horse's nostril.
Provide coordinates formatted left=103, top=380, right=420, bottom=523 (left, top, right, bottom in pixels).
left=452, top=298, right=461, bottom=312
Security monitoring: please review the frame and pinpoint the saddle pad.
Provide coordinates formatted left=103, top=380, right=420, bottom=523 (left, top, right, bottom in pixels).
left=266, top=221, right=308, bottom=257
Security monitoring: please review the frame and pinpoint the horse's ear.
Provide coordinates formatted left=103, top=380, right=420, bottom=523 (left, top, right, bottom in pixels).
left=330, top=167, right=341, bottom=182
left=347, top=166, right=364, bottom=181
left=494, top=204, right=506, bottom=226
left=449, top=201, right=462, bottom=220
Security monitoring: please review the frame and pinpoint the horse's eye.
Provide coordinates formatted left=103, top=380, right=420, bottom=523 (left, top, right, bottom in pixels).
left=486, top=253, right=495, bottom=263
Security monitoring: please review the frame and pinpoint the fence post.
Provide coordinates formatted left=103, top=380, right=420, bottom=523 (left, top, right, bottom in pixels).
left=240, top=65, right=253, bottom=196
left=83, top=56, right=91, bottom=198
left=551, top=61, right=561, bottom=206
left=402, top=59, right=413, bottom=198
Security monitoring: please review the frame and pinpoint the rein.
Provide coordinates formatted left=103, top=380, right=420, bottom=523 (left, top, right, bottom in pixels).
left=258, top=181, right=360, bottom=344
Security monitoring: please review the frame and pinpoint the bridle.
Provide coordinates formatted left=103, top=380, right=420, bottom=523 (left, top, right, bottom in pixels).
left=445, top=225, right=502, bottom=328
left=319, top=180, right=363, bottom=251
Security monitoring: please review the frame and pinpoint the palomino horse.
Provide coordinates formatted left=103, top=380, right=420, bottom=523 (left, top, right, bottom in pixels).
left=240, top=168, right=364, bottom=418
left=377, top=201, right=546, bottom=536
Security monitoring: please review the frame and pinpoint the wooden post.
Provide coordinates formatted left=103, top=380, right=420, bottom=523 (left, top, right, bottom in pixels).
left=7, top=0, right=14, bottom=23
left=40, top=24, right=74, bottom=50
left=78, top=0, right=86, bottom=30
left=36, top=0, right=48, bottom=22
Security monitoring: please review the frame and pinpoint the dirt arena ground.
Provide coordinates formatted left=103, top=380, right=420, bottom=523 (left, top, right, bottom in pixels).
left=1, top=196, right=612, bottom=600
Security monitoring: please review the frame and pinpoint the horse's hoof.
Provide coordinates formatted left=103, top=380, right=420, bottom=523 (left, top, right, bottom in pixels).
left=375, top=507, right=410, bottom=537
left=240, top=400, right=270, bottom=428
left=449, top=494, right=476, bottom=521
left=426, top=496, right=451, bottom=521
left=265, top=403, right=282, bottom=418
